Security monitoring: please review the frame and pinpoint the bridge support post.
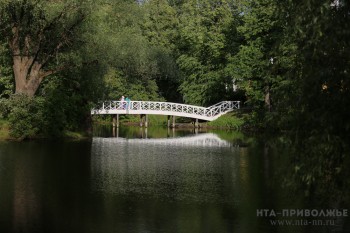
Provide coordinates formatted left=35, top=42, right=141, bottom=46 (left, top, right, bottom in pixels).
left=194, top=118, right=199, bottom=128
left=171, top=116, right=176, bottom=128
left=140, top=114, right=148, bottom=127
left=112, top=126, right=119, bottom=137
left=167, top=116, right=171, bottom=128
left=112, top=114, right=119, bottom=128
left=145, top=114, right=148, bottom=128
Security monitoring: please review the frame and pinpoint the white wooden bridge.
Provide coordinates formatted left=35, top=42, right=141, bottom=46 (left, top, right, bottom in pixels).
left=91, top=101, right=240, bottom=125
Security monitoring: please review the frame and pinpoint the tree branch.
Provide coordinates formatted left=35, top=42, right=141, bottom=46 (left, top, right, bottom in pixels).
left=40, top=12, right=86, bottom=67
left=39, top=65, right=66, bottom=79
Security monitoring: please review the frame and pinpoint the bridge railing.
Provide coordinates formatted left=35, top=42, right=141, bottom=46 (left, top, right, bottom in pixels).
left=205, top=101, right=240, bottom=117
left=92, top=100, right=240, bottom=120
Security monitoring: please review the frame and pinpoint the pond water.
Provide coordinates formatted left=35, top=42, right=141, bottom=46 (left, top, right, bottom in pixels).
left=0, top=125, right=349, bottom=233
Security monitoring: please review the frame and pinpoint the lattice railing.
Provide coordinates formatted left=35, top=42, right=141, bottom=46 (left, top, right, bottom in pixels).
left=91, top=100, right=240, bottom=121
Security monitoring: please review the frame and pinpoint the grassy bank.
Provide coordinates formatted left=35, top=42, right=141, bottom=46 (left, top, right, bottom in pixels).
left=63, top=131, right=90, bottom=140
left=0, top=119, right=10, bottom=140
left=207, top=112, right=244, bottom=129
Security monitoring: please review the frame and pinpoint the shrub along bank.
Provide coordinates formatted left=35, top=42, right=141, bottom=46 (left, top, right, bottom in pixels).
left=0, top=94, right=91, bottom=140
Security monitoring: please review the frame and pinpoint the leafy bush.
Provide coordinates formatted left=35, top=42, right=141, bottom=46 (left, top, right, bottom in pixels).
left=5, top=94, right=45, bottom=139
left=0, top=76, right=93, bottom=139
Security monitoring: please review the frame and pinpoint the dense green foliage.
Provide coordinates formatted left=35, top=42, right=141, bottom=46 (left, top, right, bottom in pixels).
left=278, top=0, right=350, bottom=198
left=174, top=0, right=239, bottom=105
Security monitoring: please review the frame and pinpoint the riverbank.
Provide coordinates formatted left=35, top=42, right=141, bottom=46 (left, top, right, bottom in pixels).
left=0, top=112, right=247, bottom=141
left=0, top=119, right=89, bottom=141
left=93, top=112, right=246, bottom=130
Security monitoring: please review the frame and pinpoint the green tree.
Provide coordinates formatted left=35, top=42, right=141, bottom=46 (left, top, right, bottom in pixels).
left=141, top=0, right=181, bottom=101
left=276, top=0, right=350, bottom=132
left=142, top=0, right=178, bottom=50
left=86, top=0, right=169, bottom=101
left=228, top=0, right=281, bottom=115
left=0, top=0, right=91, bottom=96
left=176, top=0, right=239, bottom=105
left=274, top=0, right=350, bottom=191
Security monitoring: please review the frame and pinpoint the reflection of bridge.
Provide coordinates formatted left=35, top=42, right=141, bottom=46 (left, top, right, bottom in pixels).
left=93, top=133, right=234, bottom=148
left=91, top=101, right=240, bottom=127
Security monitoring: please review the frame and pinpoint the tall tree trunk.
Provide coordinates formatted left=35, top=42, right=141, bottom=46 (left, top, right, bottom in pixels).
left=10, top=26, right=43, bottom=97
left=5, top=2, right=84, bottom=97
left=13, top=57, right=42, bottom=97
left=265, top=85, right=271, bottom=112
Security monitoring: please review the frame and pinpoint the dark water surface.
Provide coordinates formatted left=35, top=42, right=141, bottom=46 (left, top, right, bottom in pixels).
left=0, top=126, right=349, bottom=233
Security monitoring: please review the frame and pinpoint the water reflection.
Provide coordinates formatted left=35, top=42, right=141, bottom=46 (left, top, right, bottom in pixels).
left=90, top=134, right=241, bottom=203
left=0, top=128, right=348, bottom=233
left=95, top=124, right=217, bottom=139
left=12, top=155, right=42, bottom=233
left=95, top=133, right=236, bottom=148
left=0, top=141, right=92, bottom=233
left=90, top=133, right=250, bottom=233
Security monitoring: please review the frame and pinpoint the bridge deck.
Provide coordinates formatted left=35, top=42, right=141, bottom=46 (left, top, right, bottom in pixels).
left=91, top=101, right=240, bottom=121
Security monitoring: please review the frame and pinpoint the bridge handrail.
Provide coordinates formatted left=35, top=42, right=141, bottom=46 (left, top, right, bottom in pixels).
left=207, top=101, right=227, bottom=109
